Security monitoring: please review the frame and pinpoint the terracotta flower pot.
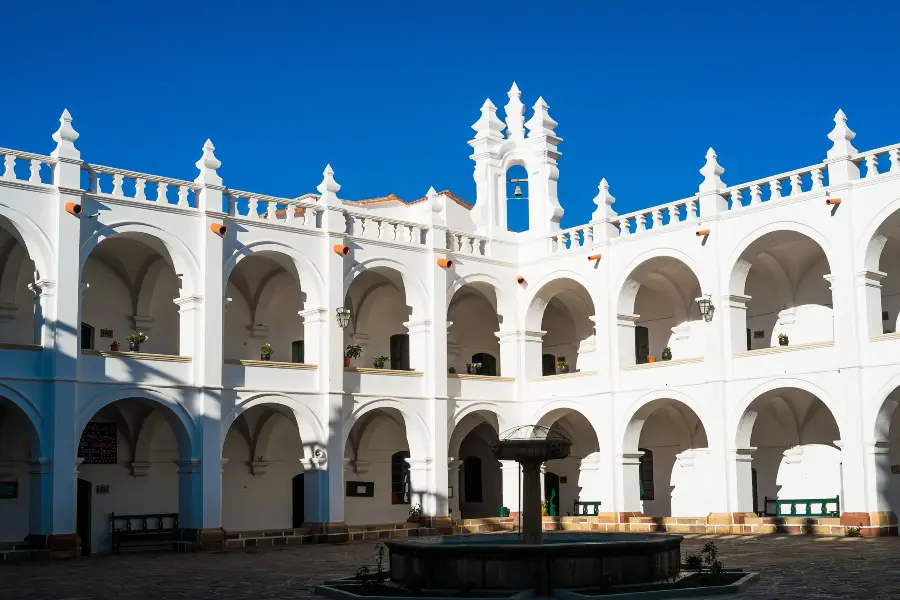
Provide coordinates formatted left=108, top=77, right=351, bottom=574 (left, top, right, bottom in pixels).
left=344, top=357, right=351, bottom=368
left=110, top=343, right=120, bottom=352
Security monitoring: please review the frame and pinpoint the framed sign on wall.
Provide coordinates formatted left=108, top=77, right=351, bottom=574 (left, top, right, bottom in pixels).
left=346, top=481, right=375, bottom=497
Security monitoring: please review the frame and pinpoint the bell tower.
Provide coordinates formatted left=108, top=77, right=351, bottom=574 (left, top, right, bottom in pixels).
left=468, top=83, right=564, bottom=238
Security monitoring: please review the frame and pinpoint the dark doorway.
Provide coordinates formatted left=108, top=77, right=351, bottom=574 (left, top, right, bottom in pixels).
left=390, top=334, right=410, bottom=370
left=543, top=471, right=560, bottom=516
left=541, top=354, right=556, bottom=377
left=746, top=328, right=751, bottom=351
left=80, top=322, right=95, bottom=351
left=292, top=473, right=305, bottom=528
left=471, top=352, right=497, bottom=376
left=751, top=468, right=759, bottom=515
left=76, top=478, right=92, bottom=556
left=634, top=326, right=650, bottom=364
left=291, top=340, right=305, bottom=364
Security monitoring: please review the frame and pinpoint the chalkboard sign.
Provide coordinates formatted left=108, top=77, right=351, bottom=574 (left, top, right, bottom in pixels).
left=78, top=422, right=117, bottom=464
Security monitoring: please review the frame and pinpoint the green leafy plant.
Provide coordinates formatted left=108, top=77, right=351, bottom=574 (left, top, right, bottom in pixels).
left=126, top=332, right=148, bottom=345
left=354, top=543, right=388, bottom=586
left=344, top=344, right=363, bottom=359
left=699, top=541, right=725, bottom=580
left=684, top=553, right=702, bottom=569
left=373, top=356, right=389, bottom=368
left=540, top=499, right=549, bottom=514
left=409, top=503, right=422, bottom=517
left=260, top=343, right=273, bottom=357
left=845, top=524, right=862, bottom=537
left=778, top=333, right=788, bottom=341
left=448, top=366, right=457, bottom=374
left=556, top=360, right=569, bottom=367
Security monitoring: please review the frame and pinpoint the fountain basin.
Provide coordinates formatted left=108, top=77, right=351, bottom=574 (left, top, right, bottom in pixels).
left=386, top=533, right=683, bottom=594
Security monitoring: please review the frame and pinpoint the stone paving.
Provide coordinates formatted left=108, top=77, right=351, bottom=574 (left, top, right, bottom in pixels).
left=1, top=534, right=899, bottom=599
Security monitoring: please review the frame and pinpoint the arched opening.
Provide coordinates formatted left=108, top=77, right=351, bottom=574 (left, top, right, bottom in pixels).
left=616, top=257, right=703, bottom=365
left=735, top=388, right=841, bottom=516
left=623, top=399, right=708, bottom=517
left=730, top=231, right=833, bottom=351
left=224, top=253, right=308, bottom=363
left=863, top=209, right=900, bottom=335
left=525, top=278, right=596, bottom=376
left=506, top=164, right=529, bottom=233
left=0, top=396, right=40, bottom=543
left=345, top=267, right=421, bottom=370
left=344, top=408, right=417, bottom=524
left=536, top=409, right=601, bottom=517
left=875, top=386, right=900, bottom=517
left=0, top=217, right=39, bottom=345
left=81, top=235, right=183, bottom=355
left=448, top=409, right=503, bottom=519
left=221, top=403, right=308, bottom=531
left=448, top=282, right=502, bottom=376
left=76, top=397, right=192, bottom=554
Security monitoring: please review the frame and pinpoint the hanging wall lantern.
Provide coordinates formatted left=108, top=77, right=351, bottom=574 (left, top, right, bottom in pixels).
left=336, top=307, right=352, bottom=328
left=696, top=295, right=714, bottom=322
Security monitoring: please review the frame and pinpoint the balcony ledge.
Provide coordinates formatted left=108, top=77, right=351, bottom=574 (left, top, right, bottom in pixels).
left=345, top=367, right=423, bottom=377
left=734, top=340, right=834, bottom=357
left=448, top=373, right=514, bottom=382
left=621, top=357, right=703, bottom=371
left=872, top=332, right=900, bottom=342
left=0, top=342, right=42, bottom=351
left=529, top=370, right=597, bottom=382
left=82, top=349, right=192, bottom=363
left=225, top=358, right=317, bottom=370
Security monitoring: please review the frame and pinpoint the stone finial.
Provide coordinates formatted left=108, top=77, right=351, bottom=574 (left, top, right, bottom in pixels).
left=51, top=109, right=80, bottom=159
left=194, top=139, right=222, bottom=186
left=827, top=109, right=858, bottom=159
left=427, top=186, right=445, bottom=214
left=698, top=147, right=726, bottom=193
left=504, top=82, right=525, bottom=141
left=317, top=164, right=341, bottom=195
left=591, top=178, right=617, bottom=221
left=525, top=96, right=558, bottom=138
left=471, top=99, right=506, bottom=141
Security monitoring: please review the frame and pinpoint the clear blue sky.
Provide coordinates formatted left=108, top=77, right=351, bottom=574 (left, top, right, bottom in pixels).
left=2, top=1, right=899, bottom=230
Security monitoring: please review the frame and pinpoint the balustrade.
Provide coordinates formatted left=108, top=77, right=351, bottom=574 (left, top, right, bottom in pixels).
left=0, top=149, right=55, bottom=185
left=84, top=164, right=198, bottom=208
left=853, top=143, right=900, bottom=179
left=227, top=190, right=321, bottom=228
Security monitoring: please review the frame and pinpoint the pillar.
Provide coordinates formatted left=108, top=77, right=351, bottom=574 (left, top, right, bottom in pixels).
left=863, top=441, right=893, bottom=513
left=577, top=453, right=604, bottom=504
left=616, top=314, right=639, bottom=366
left=448, top=459, right=462, bottom=519
left=727, top=448, right=756, bottom=513
left=521, top=461, right=542, bottom=544
left=858, top=271, right=887, bottom=338
left=726, top=294, right=751, bottom=353
left=500, top=460, right=521, bottom=513
left=403, top=319, right=431, bottom=373
left=406, top=458, right=432, bottom=512
left=617, top=452, right=643, bottom=513
left=835, top=440, right=867, bottom=513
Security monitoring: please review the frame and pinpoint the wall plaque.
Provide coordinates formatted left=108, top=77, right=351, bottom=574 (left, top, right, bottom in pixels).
left=346, top=481, right=374, bottom=497
left=100, top=329, right=114, bottom=338
left=78, top=422, right=117, bottom=464
left=753, top=330, right=765, bottom=339
left=0, top=481, right=17, bottom=499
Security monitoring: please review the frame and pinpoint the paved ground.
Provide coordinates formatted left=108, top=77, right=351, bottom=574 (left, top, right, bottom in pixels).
left=1, top=534, right=899, bottom=599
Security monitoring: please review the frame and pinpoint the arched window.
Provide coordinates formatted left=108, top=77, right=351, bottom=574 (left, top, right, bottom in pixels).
left=638, top=447, right=654, bottom=501
left=463, top=456, right=483, bottom=503
left=81, top=322, right=95, bottom=351
left=471, top=353, right=497, bottom=377
left=391, top=451, right=410, bottom=505
left=506, top=165, right=529, bottom=233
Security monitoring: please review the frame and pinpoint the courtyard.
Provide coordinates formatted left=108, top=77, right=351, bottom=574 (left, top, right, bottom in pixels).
left=1, top=534, right=898, bottom=599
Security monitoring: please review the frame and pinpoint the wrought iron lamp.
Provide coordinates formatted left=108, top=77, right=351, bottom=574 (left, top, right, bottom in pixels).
left=696, top=295, right=714, bottom=322
left=336, top=307, right=351, bottom=328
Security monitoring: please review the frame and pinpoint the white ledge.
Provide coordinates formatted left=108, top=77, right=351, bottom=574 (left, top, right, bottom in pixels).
left=448, top=373, right=514, bottom=382
left=734, top=340, right=834, bottom=357
left=0, top=342, right=42, bottom=351
left=82, top=349, right=192, bottom=363
left=345, top=367, right=423, bottom=377
left=621, top=357, right=704, bottom=371
left=225, top=358, right=318, bottom=370
left=530, top=370, right=597, bottom=382
left=872, top=332, right=900, bottom=342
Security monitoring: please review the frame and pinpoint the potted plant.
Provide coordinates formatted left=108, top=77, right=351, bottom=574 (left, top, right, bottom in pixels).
left=540, top=500, right=549, bottom=516
left=448, top=366, right=457, bottom=374
left=260, top=343, right=273, bottom=361
left=407, top=503, right=422, bottom=524
left=661, top=347, right=672, bottom=361
left=373, top=355, right=389, bottom=369
left=110, top=340, right=120, bottom=352
left=778, top=333, right=789, bottom=346
left=556, top=359, right=569, bottom=374
left=465, top=362, right=482, bottom=375
left=499, top=506, right=510, bottom=517
left=126, top=332, right=147, bottom=353
left=344, top=344, right=362, bottom=367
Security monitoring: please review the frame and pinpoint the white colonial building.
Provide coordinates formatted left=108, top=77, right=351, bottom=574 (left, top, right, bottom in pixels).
left=2, top=83, right=900, bottom=556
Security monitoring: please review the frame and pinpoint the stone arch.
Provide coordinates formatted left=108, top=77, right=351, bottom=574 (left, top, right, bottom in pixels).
left=134, top=256, right=169, bottom=316
left=223, top=240, right=325, bottom=310
left=523, top=271, right=597, bottom=332
left=220, top=393, right=326, bottom=456
left=614, top=248, right=706, bottom=316
left=343, top=398, right=431, bottom=460
left=872, top=372, right=900, bottom=442
left=447, top=272, right=517, bottom=326
left=343, top=257, right=427, bottom=320
left=732, top=379, right=844, bottom=448
left=80, top=221, right=201, bottom=295
left=860, top=196, right=900, bottom=272
left=621, top=391, right=710, bottom=454
left=0, top=204, right=55, bottom=282
left=76, top=386, right=196, bottom=459
left=132, top=408, right=167, bottom=464
left=0, top=383, right=44, bottom=456
left=448, top=404, right=507, bottom=458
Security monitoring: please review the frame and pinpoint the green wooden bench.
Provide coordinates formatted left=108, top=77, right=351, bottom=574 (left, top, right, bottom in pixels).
left=764, top=495, right=840, bottom=518
left=573, top=500, right=602, bottom=516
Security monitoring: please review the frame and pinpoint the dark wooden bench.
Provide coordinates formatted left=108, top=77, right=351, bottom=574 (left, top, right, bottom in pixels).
left=110, top=512, right=179, bottom=553
left=764, top=495, right=840, bottom=518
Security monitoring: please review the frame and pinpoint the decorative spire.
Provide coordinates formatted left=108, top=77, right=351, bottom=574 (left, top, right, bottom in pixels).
left=525, top=96, right=558, bottom=138
left=827, top=109, right=858, bottom=158
left=194, top=139, right=222, bottom=186
left=51, top=109, right=80, bottom=159
left=698, top=147, right=726, bottom=193
left=427, top=186, right=445, bottom=215
left=504, top=82, right=525, bottom=141
left=591, top=178, right=617, bottom=221
left=471, top=99, right=505, bottom=141
left=317, top=164, right=341, bottom=195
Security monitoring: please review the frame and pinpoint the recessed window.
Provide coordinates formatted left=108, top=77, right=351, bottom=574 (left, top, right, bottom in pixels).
left=638, top=448, right=654, bottom=501
left=391, top=451, right=410, bottom=505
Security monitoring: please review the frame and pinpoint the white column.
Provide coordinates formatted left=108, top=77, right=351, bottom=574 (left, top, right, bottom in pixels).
left=835, top=440, right=866, bottom=513
left=301, top=456, right=329, bottom=523
left=500, top=460, right=521, bottom=513
left=857, top=271, right=887, bottom=338
left=496, top=330, right=521, bottom=378
left=725, top=294, right=751, bottom=353
left=727, top=448, right=756, bottom=513
left=617, top=452, right=643, bottom=513
left=864, top=441, right=893, bottom=513
left=406, top=458, right=432, bottom=513
left=616, top=314, right=639, bottom=366
left=577, top=453, right=604, bottom=505
left=298, top=308, right=328, bottom=366
left=175, top=295, right=203, bottom=358
left=175, top=459, right=202, bottom=528
left=403, top=319, right=431, bottom=373
left=448, top=459, right=463, bottom=519
left=26, top=458, right=53, bottom=535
